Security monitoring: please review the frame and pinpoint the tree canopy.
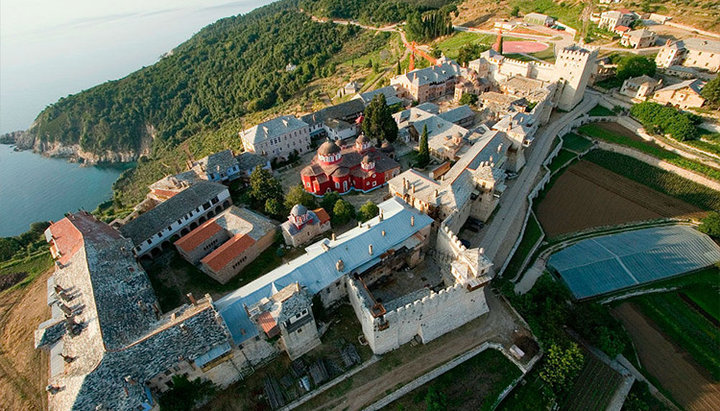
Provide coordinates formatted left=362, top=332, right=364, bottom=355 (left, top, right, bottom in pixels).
left=362, top=94, right=398, bottom=144
left=417, top=124, right=430, bottom=168
left=285, top=184, right=318, bottom=210
left=357, top=201, right=379, bottom=222
left=699, top=211, right=720, bottom=238
left=249, top=165, right=284, bottom=211
left=539, top=342, right=585, bottom=395
left=701, top=76, right=720, bottom=108
left=332, top=199, right=356, bottom=225
left=616, top=55, right=656, bottom=81
left=630, top=101, right=700, bottom=142
left=405, top=9, right=454, bottom=43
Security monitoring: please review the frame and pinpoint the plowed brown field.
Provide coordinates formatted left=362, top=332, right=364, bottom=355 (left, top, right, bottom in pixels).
left=613, top=303, right=720, bottom=411
left=537, top=161, right=705, bottom=237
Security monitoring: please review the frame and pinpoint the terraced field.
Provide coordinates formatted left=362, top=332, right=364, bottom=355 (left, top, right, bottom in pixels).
left=564, top=355, right=623, bottom=411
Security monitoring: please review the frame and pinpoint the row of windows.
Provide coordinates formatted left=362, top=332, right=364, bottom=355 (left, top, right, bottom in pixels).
left=231, top=255, right=248, bottom=270
left=145, top=195, right=222, bottom=246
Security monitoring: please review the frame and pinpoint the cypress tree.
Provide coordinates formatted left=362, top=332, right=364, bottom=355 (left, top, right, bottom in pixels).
left=417, top=124, right=430, bottom=168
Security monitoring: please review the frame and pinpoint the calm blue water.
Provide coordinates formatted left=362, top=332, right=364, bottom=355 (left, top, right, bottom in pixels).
left=0, top=144, right=126, bottom=236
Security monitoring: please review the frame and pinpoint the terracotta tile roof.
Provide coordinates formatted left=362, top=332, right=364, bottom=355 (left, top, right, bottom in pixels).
left=313, top=208, right=331, bottom=225
left=47, top=218, right=84, bottom=265
left=615, top=25, right=630, bottom=32
left=201, top=234, right=256, bottom=272
left=175, top=220, right=224, bottom=252
left=257, top=311, right=279, bottom=337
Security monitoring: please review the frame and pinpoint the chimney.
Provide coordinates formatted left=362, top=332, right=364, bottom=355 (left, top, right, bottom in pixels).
left=382, top=230, right=386, bottom=237
left=60, top=354, right=75, bottom=363
left=368, top=244, right=373, bottom=255
left=124, top=376, right=136, bottom=385
left=336, top=259, right=345, bottom=272
left=60, top=303, right=73, bottom=316
left=412, top=183, right=416, bottom=194
left=411, top=216, right=415, bottom=227
left=331, top=232, right=336, bottom=241
left=54, top=284, right=64, bottom=294
left=46, top=385, right=61, bottom=394
left=179, top=323, right=188, bottom=332
left=187, top=293, right=197, bottom=305
left=379, top=210, right=384, bottom=221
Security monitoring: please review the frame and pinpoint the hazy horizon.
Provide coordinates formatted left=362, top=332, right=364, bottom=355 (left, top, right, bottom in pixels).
left=0, top=0, right=276, bottom=134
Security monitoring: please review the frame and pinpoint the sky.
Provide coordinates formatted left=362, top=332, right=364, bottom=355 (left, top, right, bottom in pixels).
left=0, top=0, right=275, bottom=134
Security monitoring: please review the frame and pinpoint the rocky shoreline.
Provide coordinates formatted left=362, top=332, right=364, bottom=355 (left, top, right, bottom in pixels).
left=1, top=130, right=143, bottom=165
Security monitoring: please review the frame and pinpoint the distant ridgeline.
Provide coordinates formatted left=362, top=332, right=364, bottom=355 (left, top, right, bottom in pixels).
left=28, top=0, right=360, bottom=157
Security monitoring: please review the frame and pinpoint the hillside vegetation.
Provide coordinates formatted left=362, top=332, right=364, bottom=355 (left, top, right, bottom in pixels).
left=30, top=0, right=360, bottom=155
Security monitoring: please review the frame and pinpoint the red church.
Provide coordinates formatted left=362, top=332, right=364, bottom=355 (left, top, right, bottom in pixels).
left=301, top=135, right=400, bottom=195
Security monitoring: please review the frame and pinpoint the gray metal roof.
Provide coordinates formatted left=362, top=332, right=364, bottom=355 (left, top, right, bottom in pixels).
left=356, top=86, right=404, bottom=106
left=120, top=181, right=228, bottom=245
left=301, top=100, right=365, bottom=127
left=657, top=78, right=704, bottom=94
left=196, top=149, right=237, bottom=174
left=439, top=105, right=475, bottom=125
left=237, top=151, right=269, bottom=172
left=399, top=61, right=463, bottom=86
left=549, top=226, right=720, bottom=299
left=215, top=197, right=433, bottom=345
left=682, top=37, right=720, bottom=53
left=242, top=115, right=308, bottom=145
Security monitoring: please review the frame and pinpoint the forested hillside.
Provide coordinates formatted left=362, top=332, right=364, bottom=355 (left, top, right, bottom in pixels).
left=299, top=0, right=457, bottom=25
left=30, top=0, right=358, bottom=155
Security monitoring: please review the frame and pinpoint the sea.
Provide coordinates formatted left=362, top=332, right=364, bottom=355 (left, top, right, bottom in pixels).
left=0, top=0, right=275, bottom=236
left=0, top=144, right=129, bottom=236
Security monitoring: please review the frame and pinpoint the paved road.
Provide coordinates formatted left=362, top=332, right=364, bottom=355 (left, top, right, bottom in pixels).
left=472, top=93, right=599, bottom=268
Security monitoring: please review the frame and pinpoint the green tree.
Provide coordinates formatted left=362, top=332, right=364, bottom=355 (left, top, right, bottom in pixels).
left=699, top=211, right=720, bottom=238
left=332, top=199, right=355, bottom=225
left=417, top=124, right=430, bottom=168
left=396, top=59, right=402, bottom=75
left=616, top=55, right=656, bottom=81
left=456, top=43, right=488, bottom=66
left=459, top=93, right=478, bottom=106
left=320, top=191, right=341, bottom=215
left=362, top=94, right=398, bottom=144
left=424, top=386, right=447, bottom=411
left=701, top=76, right=720, bottom=107
left=510, top=6, right=520, bottom=17
left=357, top=201, right=379, bottom=222
left=158, top=375, right=216, bottom=411
left=264, top=198, right=285, bottom=219
left=284, top=184, right=318, bottom=210
left=539, top=342, right=585, bottom=394
left=249, top=165, right=284, bottom=209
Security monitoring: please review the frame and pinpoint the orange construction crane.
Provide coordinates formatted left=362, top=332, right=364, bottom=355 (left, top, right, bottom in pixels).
left=404, top=40, right=437, bottom=69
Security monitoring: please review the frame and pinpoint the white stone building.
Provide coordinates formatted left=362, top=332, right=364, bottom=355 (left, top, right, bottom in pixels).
left=240, top=115, right=311, bottom=161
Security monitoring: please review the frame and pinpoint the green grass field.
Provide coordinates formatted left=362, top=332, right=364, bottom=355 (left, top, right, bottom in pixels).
left=631, top=290, right=720, bottom=380
left=0, top=252, right=53, bottom=292
left=587, top=105, right=614, bottom=117
left=434, top=31, right=494, bottom=60
left=562, top=133, right=593, bottom=153
left=583, top=150, right=720, bottom=210
left=548, top=149, right=578, bottom=173
left=503, top=213, right=542, bottom=279
left=682, top=284, right=720, bottom=322
left=577, top=123, right=720, bottom=182
left=389, top=349, right=522, bottom=411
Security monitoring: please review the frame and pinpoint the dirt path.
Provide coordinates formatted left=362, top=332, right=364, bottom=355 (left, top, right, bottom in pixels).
left=0, top=268, right=53, bottom=411
left=613, top=303, right=720, bottom=411
left=300, top=290, right=528, bottom=410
